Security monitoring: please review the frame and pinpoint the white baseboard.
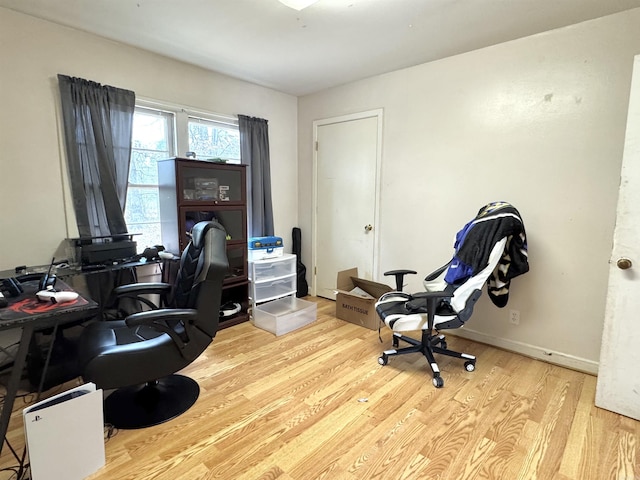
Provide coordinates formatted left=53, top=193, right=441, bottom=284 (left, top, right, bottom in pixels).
left=448, top=328, right=599, bottom=375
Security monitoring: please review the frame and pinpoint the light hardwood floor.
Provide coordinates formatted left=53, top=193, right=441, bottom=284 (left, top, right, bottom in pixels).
left=1, top=297, right=638, bottom=479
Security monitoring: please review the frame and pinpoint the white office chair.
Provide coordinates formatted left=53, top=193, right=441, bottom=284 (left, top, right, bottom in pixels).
left=376, top=202, right=529, bottom=388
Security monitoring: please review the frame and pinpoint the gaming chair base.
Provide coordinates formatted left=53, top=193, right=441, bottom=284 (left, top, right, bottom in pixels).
left=379, top=331, right=476, bottom=388
left=104, top=374, right=200, bottom=429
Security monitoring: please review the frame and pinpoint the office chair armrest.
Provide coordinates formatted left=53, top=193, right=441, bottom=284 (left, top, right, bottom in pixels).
left=125, top=308, right=197, bottom=326
left=114, top=282, right=172, bottom=296
left=411, top=291, right=454, bottom=299
left=114, top=282, right=172, bottom=310
left=384, top=269, right=417, bottom=291
left=406, top=290, right=454, bottom=313
left=125, top=308, right=198, bottom=349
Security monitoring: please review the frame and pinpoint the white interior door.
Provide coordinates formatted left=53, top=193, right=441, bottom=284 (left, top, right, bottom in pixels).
left=595, top=55, right=640, bottom=421
left=313, top=111, right=382, bottom=299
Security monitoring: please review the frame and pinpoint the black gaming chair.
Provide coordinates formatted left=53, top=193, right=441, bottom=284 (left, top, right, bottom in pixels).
left=77, top=221, right=228, bottom=428
left=375, top=202, right=528, bottom=388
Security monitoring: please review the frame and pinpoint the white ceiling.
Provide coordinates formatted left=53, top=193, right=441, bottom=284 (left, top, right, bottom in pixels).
left=3, top=0, right=640, bottom=96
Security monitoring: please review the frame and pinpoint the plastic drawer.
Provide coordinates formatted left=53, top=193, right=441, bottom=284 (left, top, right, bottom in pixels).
left=248, top=247, right=284, bottom=261
left=253, top=275, right=296, bottom=303
left=250, top=255, right=295, bottom=282
left=253, top=297, right=317, bottom=336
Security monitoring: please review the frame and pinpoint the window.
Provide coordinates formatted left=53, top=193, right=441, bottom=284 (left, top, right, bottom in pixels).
left=124, top=102, right=240, bottom=251
left=188, top=116, right=241, bottom=162
left=125, top=107, right=175, bottom=252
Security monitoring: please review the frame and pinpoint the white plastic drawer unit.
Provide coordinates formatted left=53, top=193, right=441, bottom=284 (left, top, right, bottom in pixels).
left=249, top=254, right=296, bottom=282
left=253, top=276, right=296, bottom=303
left=249, top=254, right=297, bottom=304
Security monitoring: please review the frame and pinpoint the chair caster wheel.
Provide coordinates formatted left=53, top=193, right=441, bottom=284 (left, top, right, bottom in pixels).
left=432, top=376, right=444, bottom=388
left=378, top=354, right=388, bottom=366
left=464, top=361, right=476, bottom=372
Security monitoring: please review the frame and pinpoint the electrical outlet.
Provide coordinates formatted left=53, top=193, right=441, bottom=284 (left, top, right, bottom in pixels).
left=509, top=309, right=520, bottom=325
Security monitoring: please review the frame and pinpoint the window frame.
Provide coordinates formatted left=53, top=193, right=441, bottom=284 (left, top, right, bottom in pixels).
left=136, top=98, right=239, bottom=159
left=125, top=98, right=240, bottom=251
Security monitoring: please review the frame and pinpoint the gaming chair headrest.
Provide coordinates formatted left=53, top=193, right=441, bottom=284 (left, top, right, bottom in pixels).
left=190, top=221, right=218, bottom=249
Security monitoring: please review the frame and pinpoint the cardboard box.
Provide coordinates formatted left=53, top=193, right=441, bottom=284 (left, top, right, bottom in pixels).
left=335, top=268, right=392, bottom=330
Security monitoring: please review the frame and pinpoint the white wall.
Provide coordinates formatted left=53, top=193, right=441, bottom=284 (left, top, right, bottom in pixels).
left=3, top=6, right=639, bottom=373
left=0, top=8, right=298, bottom=271
left=298, top=9, right=640, bottom=372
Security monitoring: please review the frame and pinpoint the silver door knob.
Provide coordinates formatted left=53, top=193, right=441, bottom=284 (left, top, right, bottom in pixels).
left=617, top=258, right=632, bottom=270
left=364, top=224, right=373, bottom=232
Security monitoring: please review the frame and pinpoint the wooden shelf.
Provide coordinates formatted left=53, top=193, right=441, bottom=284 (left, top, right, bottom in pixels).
left=159, top=157, right=250, bottom=326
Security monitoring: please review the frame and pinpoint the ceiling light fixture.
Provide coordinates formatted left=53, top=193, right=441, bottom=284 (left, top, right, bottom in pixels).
left=278, top=0, right=320, bottom=11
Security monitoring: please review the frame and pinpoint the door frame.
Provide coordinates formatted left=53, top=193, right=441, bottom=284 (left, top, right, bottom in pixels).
left=311, top=109, right=384, bottom=296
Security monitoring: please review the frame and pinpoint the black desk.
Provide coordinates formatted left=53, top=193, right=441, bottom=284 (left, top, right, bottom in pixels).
left=56, top=261, right=150, bottom=313
left=0, top=280, right=98, bottom=454
left=1, top=259, right=161, bottom=285
left=1, top=259, right=162, bottom=318
left=54, top=259, right=160, bottom=277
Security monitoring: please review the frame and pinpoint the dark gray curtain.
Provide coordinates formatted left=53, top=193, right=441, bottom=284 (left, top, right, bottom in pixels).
left=58, top=74, right=135, bottom=238
left=238, top=115, right=274, bottom=237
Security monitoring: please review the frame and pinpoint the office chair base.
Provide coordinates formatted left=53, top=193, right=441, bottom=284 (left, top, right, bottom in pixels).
left=104, top=374, right=200, bottom=429
left=379, top=332, right=476, bottom=388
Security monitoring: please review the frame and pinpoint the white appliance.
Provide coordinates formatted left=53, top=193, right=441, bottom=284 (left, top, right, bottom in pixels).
left=23, top=383, right=105, bottom=480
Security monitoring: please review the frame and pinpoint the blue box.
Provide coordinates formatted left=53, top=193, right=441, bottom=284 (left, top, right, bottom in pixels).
left=248, top=236, right=284, bottom=261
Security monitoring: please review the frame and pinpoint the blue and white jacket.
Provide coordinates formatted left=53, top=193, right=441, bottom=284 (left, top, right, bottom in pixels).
left=444, top=201, right=529, bottom=307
